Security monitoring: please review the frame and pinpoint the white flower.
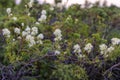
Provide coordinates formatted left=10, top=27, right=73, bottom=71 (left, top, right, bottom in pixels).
left=2, top=28, right=10, bottom=37
left=79, top=54, right=85, bottom=58
left=25, top=26, right=31, bottom=34
left=54, top=36, right=62, bottom=41
left=84, top=43, right=93, bottom=53
left=53, top=29, right=62, bottom=37
left=50, top=7, right=54, bottom=11
left=53, top=29, right=62, bottom=41
left=29, top=40, right=36, bottom=46
left=38, top=15, right=47, bottom=22
left=107, top=46, right=115, bottom=53
left=111, top=38, right=120, bottom=45
left=25, top=35, right=34, bottom=41
left=28, top=13, right=31, bottom=16
left=21, top=23, right=24, bottom=26
left=31, top=27, right=38, bottom=35
left=13, top=39, right=15, bottom=41
left=41, top=15, right=47, bottom=20
left=99, top=44, right=107, bottom=54
left=22, top=31, right=28, bottom=37
left=73, top=44, right=81, bottom=54
left=36, top=40, right=43, bottom=44
left=6, top=8, right=11, bottom=14
left=37, top=34, right=44, bottom=40
left=66, top=15, right=72, bottom=22
left=54, top=50, right=60, bottom=55
left=10, top=13, right=13, bottom=16
left=28, top=1, right=33, bottom=8
left=12, top=17, right=17, bottom=21
left=41, top=10, right=47, bottom=15
left=14, top=27, right=20, bottom=34
left=17, top=36, right=22, bottom=39
left=25, top=35, right=36, bottom=47
left=57, top=3, right=63, bottom=9
left=29, top=39, right=36, bottom=47
left=36, top=34, right=44, bottom=44
left=35, top=22, right=40, bottom=25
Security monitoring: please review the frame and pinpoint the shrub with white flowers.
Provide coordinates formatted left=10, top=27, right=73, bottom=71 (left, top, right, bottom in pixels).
left=1, top=2, right=120, bottom=80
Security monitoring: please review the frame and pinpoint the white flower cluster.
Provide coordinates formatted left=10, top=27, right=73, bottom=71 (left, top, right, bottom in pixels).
left=2, top=26, right=44, bottom=47
left=99, top=44, right=115, bottom=57
left=21, top=26, right=44, bottom=47
left=73, top=44, right=85, bottom=58
left=38, top=10, right=47, bottom=22
left=2, top=28, right=11, bottom=38
left=6, top=8, right=11, bottom=15
left=35, top=22, right=40, bottom=25
left=14, top=27, right=20, bottom=34
left=28, top=0, right=34, bottom=8
left=41, top=10, right=46, bottom=15
left=21, top=23, right=24, bottom=26
left=73, top=44, right=81, bottom=54
left=49, top=7, right=54, bottom=11
left=6, top=8, right=13, bottom=16
left=22, top=26, right=31, bottom=36
left=111, top=38, right=120, bottom=46
left=31, top=27, right=38, bottom=35
left=99, top=44, right=108, bottom=55
left=36, top=33, right=44, bottom=44
left=99, top=38, right=120, bottom=57
left=12, top=17, right=17, bottom=21
left=107, top=46, right=115, bottom=53
left=22, top=26, right=38, bottom=36
left=26, top=35, right=36, bottom=47
left=54, top=50, right=61, bottom=55
left=53, top=29, right=62, bottom=41
left=56, top=3, right=63, bottom=10
left=84, top=43, right=93, bottom=53
left=73, top=43, right=93, bottom=54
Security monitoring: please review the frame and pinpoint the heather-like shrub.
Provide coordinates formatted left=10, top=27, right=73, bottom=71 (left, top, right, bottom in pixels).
left=0, top=0, right=120, bottom=80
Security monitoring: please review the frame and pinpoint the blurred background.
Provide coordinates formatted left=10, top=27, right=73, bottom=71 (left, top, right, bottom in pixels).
left=14, top=0, right=120, bottom=7
left=1, top=0, right=120, bottom=8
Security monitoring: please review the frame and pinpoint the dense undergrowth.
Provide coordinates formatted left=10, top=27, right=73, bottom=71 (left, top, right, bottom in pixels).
left=0, top=0, right=120, bottom=80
